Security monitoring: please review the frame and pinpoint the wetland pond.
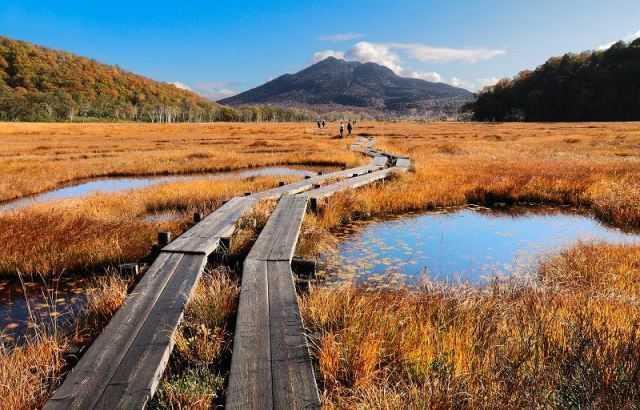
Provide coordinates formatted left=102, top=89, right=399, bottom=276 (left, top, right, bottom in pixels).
left=0, top=166, right=320, bottom=213
left=320, top=206, right=640, bottom=287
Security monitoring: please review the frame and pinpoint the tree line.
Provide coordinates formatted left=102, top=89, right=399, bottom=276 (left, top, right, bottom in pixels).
left=467, top=38, right=640, bottom=122
left=0, top=36, right=315, bottom=122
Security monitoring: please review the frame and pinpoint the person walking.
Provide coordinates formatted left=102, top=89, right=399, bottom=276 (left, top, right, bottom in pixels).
left=339, top=122, right=344, bottom=138
left=322, top=120, right=326, bottom=128
left=317, top=120, right=321, bottom=129
left=347, top=120, right=353, bottom=136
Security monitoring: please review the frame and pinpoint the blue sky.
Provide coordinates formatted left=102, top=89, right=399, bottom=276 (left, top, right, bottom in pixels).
left=1, top=1, right=639, bottom=99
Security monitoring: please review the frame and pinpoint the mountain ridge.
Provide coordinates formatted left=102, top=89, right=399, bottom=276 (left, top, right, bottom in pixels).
left=220, top=57, right=473, bottom=115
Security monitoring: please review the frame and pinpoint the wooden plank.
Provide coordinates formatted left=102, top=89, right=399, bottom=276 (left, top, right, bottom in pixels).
left=253, top=164, right=382, bottom=201
left=226, top=259, right=272, bottom=410
left=247, top=196, right=307, bottom=261
left=268, top=197, right=307, bottom=261
left=162, top=197, right=255, bottom=254
left=95, top=253, right=207, bottom=409
left=305, top=167, right=398, bottom=200
left=227, top=195, right=317, bottom=410
left=44, top=252, right=184, bottom=410
left=268, top=260, right=321, bottom=410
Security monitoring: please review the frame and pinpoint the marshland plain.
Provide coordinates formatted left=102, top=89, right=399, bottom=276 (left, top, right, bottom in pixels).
left=1, top=121, right=640, bottom=409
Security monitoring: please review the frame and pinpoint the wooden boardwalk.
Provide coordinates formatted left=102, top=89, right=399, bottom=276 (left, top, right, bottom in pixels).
left=226, top=195, right=319, bottom=410
left=45, top=137, right=409, bottom=410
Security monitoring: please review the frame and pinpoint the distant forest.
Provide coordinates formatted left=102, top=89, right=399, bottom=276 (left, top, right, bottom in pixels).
left=469, top=38, right=640, bottom=121
left=0, top=36, right=314, bottom=122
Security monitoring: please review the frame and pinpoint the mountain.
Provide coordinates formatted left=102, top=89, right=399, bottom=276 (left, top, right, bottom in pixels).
left=469, top=38, right=640, bottom=121
left=219, top=57, right=473, bottom=115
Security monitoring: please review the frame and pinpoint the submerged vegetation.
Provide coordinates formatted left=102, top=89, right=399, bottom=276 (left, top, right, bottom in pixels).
left=0, top=121, right=639, bottom=408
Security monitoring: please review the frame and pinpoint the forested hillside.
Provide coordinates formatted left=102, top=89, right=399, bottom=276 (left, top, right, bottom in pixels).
left=469, top=38, right=640, bottom=121
left=0, top=36, right=313, bottom=122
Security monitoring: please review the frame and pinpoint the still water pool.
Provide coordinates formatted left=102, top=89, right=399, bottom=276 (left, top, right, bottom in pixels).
left=320, top=206, right=640, bottom=287
left=0, top=166, right=320, bottom=213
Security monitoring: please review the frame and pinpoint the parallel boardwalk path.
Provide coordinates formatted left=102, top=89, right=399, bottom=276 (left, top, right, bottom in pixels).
left=46, top=137, right=409, bottom=410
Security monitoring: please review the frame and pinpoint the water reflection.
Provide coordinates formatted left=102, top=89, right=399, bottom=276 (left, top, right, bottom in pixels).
left=0, top=166, right=320, bottom=213
left=0, top=276, right=88, bottom=344
left=321, top=206, right=640, bottom=287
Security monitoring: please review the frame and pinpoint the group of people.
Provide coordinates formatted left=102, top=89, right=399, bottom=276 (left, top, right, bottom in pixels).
left=316, top=119, right=356, bottom=138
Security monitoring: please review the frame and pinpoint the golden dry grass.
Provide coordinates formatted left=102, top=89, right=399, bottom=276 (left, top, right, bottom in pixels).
left=0, top=337, right=65, bottom=410
left=1, top=121, right=640, bottom=409
left=301, top=242, right=640, bottom=409
left=0, top=122, right=361, bottom=202
left=0, top=175, right=296, bottom=277
left=0, top=272, right=130, bottom=410
left=311, top=122, right=640, bottom=230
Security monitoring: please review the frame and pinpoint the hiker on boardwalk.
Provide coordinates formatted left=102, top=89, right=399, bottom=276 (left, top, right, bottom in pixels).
left=317, top=120, right=321, bottom=128
left=339, top=122, right=344, bottom=138
left=347, top=120, right=353, bottom=136
left=322, top=120, right=326, bottom=128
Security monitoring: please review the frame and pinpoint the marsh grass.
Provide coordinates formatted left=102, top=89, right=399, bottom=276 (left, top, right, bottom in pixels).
left=0, top=270, right=131, bottom=410
left=0, top=176, right=294, bottom=277
left=2, top=121, right=640, bottom=408
left=301, top=245, right=640, bottom=408
left=0, top=122, right=362, bottom=202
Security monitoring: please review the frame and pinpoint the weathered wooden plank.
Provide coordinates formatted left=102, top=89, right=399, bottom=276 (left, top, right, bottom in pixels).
left=162, top=197, right=255, bottom=254
left=227, top=195, right=317, bottom=410
left=96, top=253, right=207, bottom=409
left=253, top=164, right=382, bottom=201
left=268, top=260, right=321, bottom=410
left=44, top=252, right=184, bottom=410
left=247, top=196, right=307, bottom=262
left=268, top=197, right=307, bottom=261
left=226, top=259, right=272, bottom=410
left=306, top=167, right=398, bottom=200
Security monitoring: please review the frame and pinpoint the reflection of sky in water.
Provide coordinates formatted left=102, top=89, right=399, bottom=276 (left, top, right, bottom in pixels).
left=0, top=167, right=318, bottom=212
left=322, top=208, right=640, bottom=287
left=0, top=277, right=88, bottom=344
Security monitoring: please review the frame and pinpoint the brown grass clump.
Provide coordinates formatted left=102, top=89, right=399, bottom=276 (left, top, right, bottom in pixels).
left=0, top=210, right=157, bottom=276
left=75, top=273, right=130, bottom=341
left=0, top=337, right=66, bottom=410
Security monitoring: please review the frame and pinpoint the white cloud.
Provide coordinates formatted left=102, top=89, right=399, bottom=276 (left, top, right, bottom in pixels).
left=312, top=49, right=346, bottom=63
left=182, top=82, right=239, bottom=100
left=171, top=81, right=192, bottom=91
left=476, top=77, right=500, bottom=89
left=406, top=70, right=442, bottom=82
left=447, top=76, right=499, bottom=92
left=312, top=41, right=504, bottom=83
left=345, top=42, right=404, bottom=73
left=319, top=32, right=364, bottom=42
left=391, top=43, right=505, bottom=63
left=311, top=41, right=505, bottom=90
left=597, top=29, right=640, bottom=50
